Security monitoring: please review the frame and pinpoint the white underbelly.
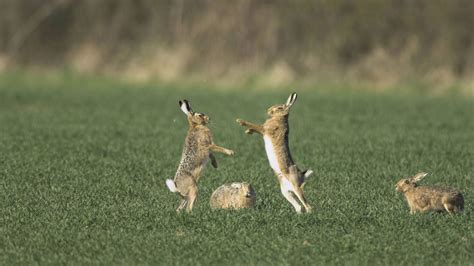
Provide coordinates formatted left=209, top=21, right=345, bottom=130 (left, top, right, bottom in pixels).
left=263, top=135, right=282, bottom=176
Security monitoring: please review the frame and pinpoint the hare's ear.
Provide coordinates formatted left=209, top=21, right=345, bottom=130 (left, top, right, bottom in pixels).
left=411, top=172, right=429, bottom=182
left=178, top=100, right=193, bottom=115
left=285, top=92, right=298, bottom=107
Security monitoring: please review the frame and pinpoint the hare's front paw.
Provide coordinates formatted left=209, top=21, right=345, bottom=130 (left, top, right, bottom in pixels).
left=236, top=119, right=246, bottom=126
left=245, top=129, right=255, bottom=135
left=226, top=149, right=235, bottom=156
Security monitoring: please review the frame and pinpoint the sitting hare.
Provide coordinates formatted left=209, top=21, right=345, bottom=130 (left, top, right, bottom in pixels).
left=236, top=93, right=314, bottom=214
left=210, top=182, right=256, bottom=209
left=396, top=172, right=464, bottom=214
left=166, top=100, right=234, bottom=213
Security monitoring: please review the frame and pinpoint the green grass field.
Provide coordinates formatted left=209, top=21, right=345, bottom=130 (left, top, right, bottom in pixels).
left=1, top=73, right=473, bottom=265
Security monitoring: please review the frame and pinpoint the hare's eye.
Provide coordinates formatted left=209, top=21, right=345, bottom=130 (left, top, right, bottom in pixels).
left=404, top=180, right=410, bottom=184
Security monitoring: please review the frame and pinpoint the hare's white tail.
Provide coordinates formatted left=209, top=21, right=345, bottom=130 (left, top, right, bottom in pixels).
left=166, top=179, right=178, bottom=193
left=300, top=169, right=314, bottom=189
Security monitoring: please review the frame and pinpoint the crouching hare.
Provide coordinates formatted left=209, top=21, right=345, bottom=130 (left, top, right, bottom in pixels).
left=166, top=100, right=234, bottom=213
left=210, top=182, right=256, bottom=209
left=396, top=172, right=464, bottom=214
left=236, top=92, right=314, bottom=214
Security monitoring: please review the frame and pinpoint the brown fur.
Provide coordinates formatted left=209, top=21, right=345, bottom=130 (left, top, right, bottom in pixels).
left=396, top=172, right=464, bottom=214
left=167, top=100, right=234, bottom=213
left=236, top=93, right=313, bottom=213
left=210, top=182, right=256, bottom=209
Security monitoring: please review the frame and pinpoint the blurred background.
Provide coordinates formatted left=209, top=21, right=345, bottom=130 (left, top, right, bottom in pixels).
left=0, top=0, right=473, bottom=92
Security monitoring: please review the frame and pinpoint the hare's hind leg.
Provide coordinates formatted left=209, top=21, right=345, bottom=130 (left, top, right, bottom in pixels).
left=280, top=181, right=302, bottom=213
left=287, top=166, right=312, bottom=213
left=186, top=186, right=198, bottom=212
left=292, top=186, right=312, bottom=213
left=177, top=198, right=188, bottom=213
left=281, top=190, right=302, bottom=213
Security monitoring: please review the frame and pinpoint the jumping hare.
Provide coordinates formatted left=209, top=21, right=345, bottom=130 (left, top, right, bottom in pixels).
left=236, top=93, right=314, bottom=213
left=166, top=100, right=234, bottom=213
left=210, top=182, right=256, bottom=210
left=396, top=172, right=464, bottom=214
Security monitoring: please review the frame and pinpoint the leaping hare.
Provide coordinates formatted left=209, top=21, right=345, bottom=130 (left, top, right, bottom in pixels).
left=236, top=93, right=314, bottom=213
left=396, top=172, right=464, bottom=214
left=166, top=100, right=234, bottom=213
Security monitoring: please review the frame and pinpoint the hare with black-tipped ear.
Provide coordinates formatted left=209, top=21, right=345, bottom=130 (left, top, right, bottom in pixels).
left=166, top=100, right=234, bottom=213
left=236, top=92, right=314, bottom=214
left=396, top=172, right=464, bottom=214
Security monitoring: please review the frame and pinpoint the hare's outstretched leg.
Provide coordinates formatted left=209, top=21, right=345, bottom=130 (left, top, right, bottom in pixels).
left=292, top=186, right=312, bottom=213
left=186, top=186, right=198, bottom=212
left=236, top=119, right=264, bottom=135
left=177, top=198, right=187, bottom=213
left=287, top=165, right=312, bottom=213
left=281, top=185, right=303, bottom=213
left=210, top=144, right=234, bottom=156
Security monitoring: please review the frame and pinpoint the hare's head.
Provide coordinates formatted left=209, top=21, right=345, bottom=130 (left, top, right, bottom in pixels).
left=267, top=92, right=297, bottom=117
left=231, top=182, right=256, bottom=199
left=179, top=100, right=210, bottom=125
left=396, top=172, right=428, bottom=193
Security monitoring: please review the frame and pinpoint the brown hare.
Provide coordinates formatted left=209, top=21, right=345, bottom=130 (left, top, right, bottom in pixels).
left=236, top=93, right=314, bottom=214
left=396, top=172, right=464, bottom=214
left=210, top=182, right=256, bottom=210
left=166, top=100, right=234, bottom=213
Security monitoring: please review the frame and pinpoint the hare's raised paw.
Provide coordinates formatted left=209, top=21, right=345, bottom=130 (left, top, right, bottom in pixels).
left=226, top=149, right=235, bottom=156
left=245, top=129, right=255, bottom=135
left=236, top=119, right=246, bottom=126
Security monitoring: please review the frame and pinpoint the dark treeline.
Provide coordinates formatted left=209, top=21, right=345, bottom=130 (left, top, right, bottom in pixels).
left=0, top=0, right=473, bottom=86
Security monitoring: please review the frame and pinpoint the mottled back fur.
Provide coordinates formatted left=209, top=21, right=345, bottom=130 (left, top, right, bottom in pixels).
left=210, top=182, right=256, bottom=209
left=396, top=172, right=464, bottom=214
left=174, top=126, right=213, bottom=194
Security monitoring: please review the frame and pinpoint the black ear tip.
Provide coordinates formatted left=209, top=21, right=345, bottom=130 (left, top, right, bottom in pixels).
left=178, top=99, right=190, bottom=106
